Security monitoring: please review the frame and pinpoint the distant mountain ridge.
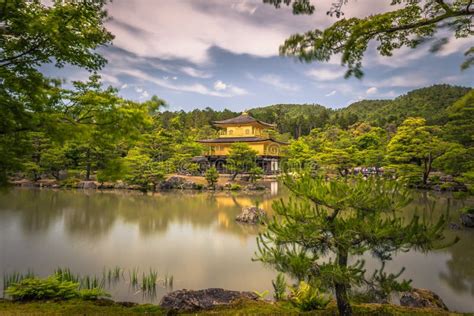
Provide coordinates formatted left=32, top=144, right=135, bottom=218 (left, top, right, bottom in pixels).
left=247, top=84, right=471, bottom=137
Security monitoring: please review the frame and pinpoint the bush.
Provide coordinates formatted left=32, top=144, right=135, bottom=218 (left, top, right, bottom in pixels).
left=205, top=167, right=219, bottom=188
left=461, top=207, right=474, bottom=215
left=289, top=281, right=330, bottom=311
left=230, top=184, right=242, bottom=191
left=5, top=277, right=79, bottom=301
left=5, top=275, right=111, bottom=302
left=79, top=288, right=111, bottom=300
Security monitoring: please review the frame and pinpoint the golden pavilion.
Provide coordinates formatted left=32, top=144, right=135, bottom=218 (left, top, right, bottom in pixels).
left=195, top=112, right=287, bottom=174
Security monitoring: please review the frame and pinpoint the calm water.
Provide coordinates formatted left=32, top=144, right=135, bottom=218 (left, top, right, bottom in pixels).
left=0, top=187, right=473, bottom=312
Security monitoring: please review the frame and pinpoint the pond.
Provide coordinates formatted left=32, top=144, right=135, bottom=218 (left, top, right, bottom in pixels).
left=0, top=187, right=473, bottom=312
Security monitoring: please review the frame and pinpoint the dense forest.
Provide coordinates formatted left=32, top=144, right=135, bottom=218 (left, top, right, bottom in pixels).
left=1, top=80, right=472, bottom=192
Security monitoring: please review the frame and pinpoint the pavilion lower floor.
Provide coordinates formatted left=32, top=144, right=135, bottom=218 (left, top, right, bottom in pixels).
left=192, top=155, right=281, bottom=174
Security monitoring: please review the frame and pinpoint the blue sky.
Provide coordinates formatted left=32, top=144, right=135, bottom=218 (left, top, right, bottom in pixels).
left=45, top=0, right=473, bottom=111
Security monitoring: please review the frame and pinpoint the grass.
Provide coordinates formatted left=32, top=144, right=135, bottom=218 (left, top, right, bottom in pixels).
left=2, top=267, right=174, bottom=300
left=2, top=270, right=35, bottom=292
left=0, top=298, right=469, bottom=315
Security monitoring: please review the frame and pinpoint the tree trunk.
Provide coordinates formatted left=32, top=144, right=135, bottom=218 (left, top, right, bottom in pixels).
left=335, top=248, right=352, bottom=316
left=85, top=148, right=91, bottom=181
left=422, top=153, right=432, bottom=185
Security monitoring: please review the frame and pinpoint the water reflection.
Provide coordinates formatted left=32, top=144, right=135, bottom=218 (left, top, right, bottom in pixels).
left=0, top=188, right=473, bottom=311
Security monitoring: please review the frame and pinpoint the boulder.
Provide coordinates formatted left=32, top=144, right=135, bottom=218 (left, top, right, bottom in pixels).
left=245, top=183, right=266, bottom=191
left=78, top=181, right=98, bottom=189
left=236, top=206, right=266, bottom=224
left=461, top=213, right=474, bottom=228
left=159, top=288, right=258, bottom=312
left=400, top=288, right=448, bottom=310
left=160, top=176, right=187, bottom=190
left=448, top=222, right=462, bottom=230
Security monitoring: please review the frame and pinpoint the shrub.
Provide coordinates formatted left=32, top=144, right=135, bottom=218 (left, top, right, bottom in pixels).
left=230, top=184, right=242, bottom=191
left=272, top=273, right=287, bottom=301
left=79, top=288, right=111, bottom=300
left=289, top=281, right=330, bottom=311
left=5, top=277, right=79, bottom=301
left=461, top=207, right=474, bottom=215
left=205, top=166, right=219, bottom=188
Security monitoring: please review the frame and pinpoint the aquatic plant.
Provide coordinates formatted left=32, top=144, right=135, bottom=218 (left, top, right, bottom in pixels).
left=54, top=268, right=80, bottom=283
left=3, top=270, right=35, bottom=292
left=129, top=268, right=139, bottom=287
left=141, top=269, right=158, bottom=292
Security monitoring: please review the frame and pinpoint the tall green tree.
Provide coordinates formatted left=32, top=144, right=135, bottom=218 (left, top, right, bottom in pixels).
left=0, top=0, right=113, bottom=134
left=264, top=0, right=473, bottom=77
left=256, top=174, right=457, bottom=315
left=387, top=117, right=451, bottom=184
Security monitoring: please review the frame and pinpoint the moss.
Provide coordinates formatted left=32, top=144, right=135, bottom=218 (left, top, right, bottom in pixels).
left=0, top=299, right=469, bottom=315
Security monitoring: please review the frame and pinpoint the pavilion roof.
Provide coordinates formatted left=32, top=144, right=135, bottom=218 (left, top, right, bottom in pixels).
left=213, top=112, right=276, bottom=128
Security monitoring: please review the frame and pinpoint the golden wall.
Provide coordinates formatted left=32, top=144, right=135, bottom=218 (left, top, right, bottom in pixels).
left=218, top=125, right=268, bottom=138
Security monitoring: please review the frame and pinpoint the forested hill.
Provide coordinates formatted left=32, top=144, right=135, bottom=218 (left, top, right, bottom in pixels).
left=156, top=84, right=470, bottom=139
left=336, top=85, right=472, bottom=127
left=247, top=84, right=471, bottom=138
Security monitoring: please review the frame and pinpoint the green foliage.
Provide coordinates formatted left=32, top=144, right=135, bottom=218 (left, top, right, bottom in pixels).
left=78, top=288, right=111, bottom=301
left=205, top=166, right=219, bottom=188
left=5, top=276, right=79, bottom=301
left=230, top=183, right=242, bottom=191
left=249, top=167, right=264, bottom=183
left=253, top=290, right=269, bottom=300
left=271, top=273, right=287, bottom=301
left=227, top=143, right=258, bottom=180
left=256, top=173, right=457, bottom=315
left=289, top=281, right=330, bottom=311
left=443, top=90, right=474, bottom=147
left=387, top=117, right=453, bottom=185
left=265, top=1, right=473, bottom=76
left=123, top=149, right=165, bottom=191
left=461, top=206, right=474, bottom=215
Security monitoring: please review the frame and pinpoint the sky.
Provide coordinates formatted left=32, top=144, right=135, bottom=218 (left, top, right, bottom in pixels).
left=45, top=0, right=473, bottom=111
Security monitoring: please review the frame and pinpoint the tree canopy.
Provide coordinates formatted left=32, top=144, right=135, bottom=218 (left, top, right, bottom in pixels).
left=264, top=0, right=473, bottom=77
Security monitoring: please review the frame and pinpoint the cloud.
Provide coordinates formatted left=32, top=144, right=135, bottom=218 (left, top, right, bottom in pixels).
left=118, top=68, right=247, bottom=97
left=231, top=0, right=258, bottom=15
left=366, top=87, right=377, bottom=94
left=214, top=80, right=227, bottom=91
left=368, top=74, right=429, bottom=88
left=306, top=68, right=346, bottom=81
left=180, top=66, right=212, bottom=78
left=259, top=74, right=300, bottom=91
left=325, top=90, right=336, bottom=97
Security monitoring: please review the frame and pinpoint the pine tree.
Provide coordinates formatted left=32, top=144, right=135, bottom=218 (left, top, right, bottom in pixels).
left=255, top=173, right=458, bottom=315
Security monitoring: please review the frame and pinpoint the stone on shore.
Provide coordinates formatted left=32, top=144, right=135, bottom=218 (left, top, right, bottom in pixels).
left=159, top=288, right=258, bottom=312
left=461, top=213, right=474, bottom=228
left=235, top=205, right=266, bottom=224
left=400, top=288, right=448, bottom=310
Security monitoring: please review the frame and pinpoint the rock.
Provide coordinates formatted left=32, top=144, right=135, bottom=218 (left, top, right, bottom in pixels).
left=245, top=183, right=266, bottom=191
left=78, top=181, right=98, bottom=189
left=160, top=176, right=187, bottom=190
left=400, top=288, right=448, bottom=310
left=460, top=213, right=474, bottom=228
left=236, top=206, right=266, bottom=224
left=159, top=288, right=258, bottom=312
left=448, top=222, right=462, bottom=230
